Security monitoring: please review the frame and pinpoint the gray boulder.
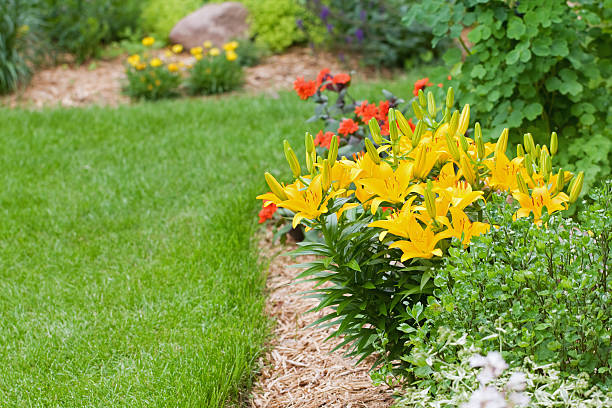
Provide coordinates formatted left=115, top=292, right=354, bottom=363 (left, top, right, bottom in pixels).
left=169, top=2, right=249, bottom=50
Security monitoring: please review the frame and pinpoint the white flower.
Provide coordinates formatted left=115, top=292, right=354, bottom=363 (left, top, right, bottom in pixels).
left=508, top=391, right=530, bottom=407
left=462, top=386, right=508, bottom=408
left=506, top=372, right=527, bottom=392
left=471, top=352, right=508, bottom=384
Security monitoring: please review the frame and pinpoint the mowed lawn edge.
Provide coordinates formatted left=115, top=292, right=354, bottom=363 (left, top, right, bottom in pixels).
left=0, top=75, right=417, bottom=407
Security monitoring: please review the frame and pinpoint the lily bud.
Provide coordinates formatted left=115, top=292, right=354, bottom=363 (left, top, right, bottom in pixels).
left=460, top=154, right=476, bottom=185
left=418, top=89, right=427, bottom=107
left=389, top=119, right=399, bottom=144
left=327, top=133, right=338, bottom=161
left=264, top=172, right=288, bottom=201
left=475, top=122, right=485, bottom=160
left=365, top=138, right=381, bottom=164
left=459, top=133, right=469, bottom=153
left=555, top=168, right=565, bottom=194
left=412, top=100, right=424, bottom=120
left=305, top=132, right=315, bottom=153
left=517, top=144, right=525, bottom=157
left=427, top=91, right=436, bottom=117
left=524, top=154, right=534, bottom=177
left=524, top=133, right=535, bottom=154
left=413, top=146, right=427, bottom=179
left=457, top=104, right=470, bottom=135
left=445, top=132, right=461, bottom=162
left=395, top=110, right=414, bottom=139
left=446, top=87, right=454, bottom=108
left=412, top=120, right=425, bottom=147
left=425, top=180, right=437, bottom=219
left=321, top=159, right=331, bottom=191
left=495, top=128, right=509, bottom=157
left=442, top=107, right=450, bottom=124
left=534, top=144, right=541, bottom=162
left=369, top=117, right=383, bottom=145
left=569, top=171, right=584, bottom=203
left=448, top=110, right=459, bottom=137
left=516, top=172, right=529, bottom=195
left=283, top=140, right=301, bottom=178
left=550, top=132, right=558, bottom=156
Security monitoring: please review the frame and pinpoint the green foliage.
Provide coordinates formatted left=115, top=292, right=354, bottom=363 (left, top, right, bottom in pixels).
left=124, top=63, right=182, bottom=101
left=301, top=0, right=447, bottom=67
left=0, top=0, right=41, bottom=94
left=404, top=0, right=612, bottom=192
left=242, top=0, right=307, bottom=52
left=424, top=188, right=611, bottom=385
left=140, top=0, right=203, bottom=41
left=235, top=38, right=266, bottom=67
left=290, top=205, right=440, bottom=370
left=185, top=55, right=243, bottom=95
left=41, top=0, right=143, bottom=62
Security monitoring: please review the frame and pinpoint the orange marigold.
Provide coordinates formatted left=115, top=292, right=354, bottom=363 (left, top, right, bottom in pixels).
left=293, top=77, right=317, bottom=100
left=338, top=118, right=359, bottom=136
left=332, top=73, right=351, bottom=84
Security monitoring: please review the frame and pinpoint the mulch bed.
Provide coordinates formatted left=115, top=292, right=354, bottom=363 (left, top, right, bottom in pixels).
left=250, top=229, right=395, bottom=408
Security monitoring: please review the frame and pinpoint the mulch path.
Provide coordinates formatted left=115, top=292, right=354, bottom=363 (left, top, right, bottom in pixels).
left=251, top=229, right=395, bottom=408
left=1, top=47, right=357, bottom=108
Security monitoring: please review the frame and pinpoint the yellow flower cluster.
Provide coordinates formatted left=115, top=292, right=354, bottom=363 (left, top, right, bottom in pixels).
left=258, top=88, right=583, bottom=262
left=127, top=37, right=186, bottom=73
left=190, top=40, right=239, bottom=61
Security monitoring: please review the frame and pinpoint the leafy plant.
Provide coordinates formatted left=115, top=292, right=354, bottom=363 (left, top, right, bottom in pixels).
left=0, top=0, right=41, bottom=94
left=257, top=85, right=583, bottom=371
left=184, top=43, right=243, bottom=95
left=242, top=0, right=308, bottom=52
left=404, top=0, right=612, bottom=192
left=425, top=184, right=611, bottom=385
left=300, top=0, right=447, bottom=67
left=140, top=0, right=202, bottom=41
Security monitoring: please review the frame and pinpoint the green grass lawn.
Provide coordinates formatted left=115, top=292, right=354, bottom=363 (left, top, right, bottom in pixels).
left=0, top=75, right=417, bottom=407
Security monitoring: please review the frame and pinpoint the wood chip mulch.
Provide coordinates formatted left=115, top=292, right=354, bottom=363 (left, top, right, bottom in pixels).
left=250, top=229, right=395, bottom=408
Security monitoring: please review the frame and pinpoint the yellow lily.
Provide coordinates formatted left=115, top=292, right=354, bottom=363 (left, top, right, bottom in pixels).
left=389, top=217, right=454, bottom=261
left=368, top=197, right=418, bottom=240
left=448, top=207, right=490, bottom=246
left=485, top=152, right=524, bottom=192
left=277, top=176, right=330, bottom=228
left=512, top=186, right=569, bottom=225
left=358, top=161, right=420, bottom=213
left=434, top=179, right=484, bottom=210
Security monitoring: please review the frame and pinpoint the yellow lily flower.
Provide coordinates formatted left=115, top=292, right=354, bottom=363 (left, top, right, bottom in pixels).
left=278, top=176, right=331, bottom=228
left=448, top=207, right=490, bottom=246
left=368, top=197, right=418, bottom=240
left=512, top=186, right=569, bottom=225
left=411, top=145, right=438, bottom=180
left=358, top=161, right=420, bottom=213
left=389, top=217, right=454, bottom=261
left=485, top=152, right=524, bottom=192
left=434, top=179, right=484, bottom=210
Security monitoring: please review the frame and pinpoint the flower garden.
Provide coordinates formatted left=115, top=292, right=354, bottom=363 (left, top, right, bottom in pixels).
left=1, top=1, right=611, bottom=407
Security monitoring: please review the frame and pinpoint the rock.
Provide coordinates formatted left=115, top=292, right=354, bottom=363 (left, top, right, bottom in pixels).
left=169, top=2, right=249, bottom=51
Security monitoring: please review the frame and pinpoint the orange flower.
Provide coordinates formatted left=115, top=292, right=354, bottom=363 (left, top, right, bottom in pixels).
left=332, top=73, right=351, bottom=84
left=355, top=101, right=378, bottom=123
left=316, top=68, right=332, bottom=89
left=380, top=120, right=390, bottom=136
left=314, top=131, right=339, bottom=149
left=413, top=77, right=432, bottom=96
left=258, top=201, right=277, bottom=223
left=376, top=100, right=390, bottom=121
left=338, top=119, right=359, bottom=136
left=293, top=77, right=317, bottom=100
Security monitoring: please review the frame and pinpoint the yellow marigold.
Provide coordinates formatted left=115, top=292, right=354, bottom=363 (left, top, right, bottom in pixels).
left=142, top=36, right=155, bottom=46
left=195, top=54, right=203, bottom=61
left=150, top=58, right=163, bottom=68
left=171, top=44, right=183, bottom=54
left=223, top=41, right=238, bottom=51
left=209, top=47, right=220, bottom=56
left=167, top=63, right=179, bottom=73
left=135, top=62, right=147, bottom=71
left=225, top=50, right=238, bottom=61
left=147, top=84, right=153, bottom=90
left=190, top=46, right=203, bottom=56
left=155, top=79, right=161, bottom=86
left=203, top=41, right=212, bottom=48
left=127, top=54, right=140, bottom=66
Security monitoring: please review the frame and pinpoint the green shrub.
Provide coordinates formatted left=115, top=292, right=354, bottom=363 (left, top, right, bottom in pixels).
left=140, top=0, right=203, bottom=41
left=242, top=0, right=307, bottom=52
left=0, top=0, right=41, bottom=94
left=422, top=184, right=611, bottom=385
left=235, top=38, right=266, bottom=67
left=184, top=50, right=243, bottom=95
left=300, top=0, right=447, bottom=67
left=404, top=0, right=612, bottom=192
left=41, top=0, right=143, bottom=62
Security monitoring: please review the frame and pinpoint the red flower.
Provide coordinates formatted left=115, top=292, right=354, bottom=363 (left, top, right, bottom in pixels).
left=338, top=118, right=359, bottom=136
left=355, top=101, right=379, bottom=123
left=293, top=77, right=317, bottom=100
left=376, top=100, right=390, bottom=121
left=316, top=68, right=332, bottom=89
left=380, top=119, right=390, bottom=136
left=408, top=118, right=416, bottom=131
left=413, top=77, right=433, bottom=96
left=332, top=73, right=351, bottom=84
left=258, top=201, right=277, bottom=224
left=314, top=130, right=339, bottom=149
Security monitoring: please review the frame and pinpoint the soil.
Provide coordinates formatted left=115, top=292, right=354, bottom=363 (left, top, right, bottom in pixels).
left=250, top=229, right=395, bottom=408
left=1, top=47, right=361, bottom=108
